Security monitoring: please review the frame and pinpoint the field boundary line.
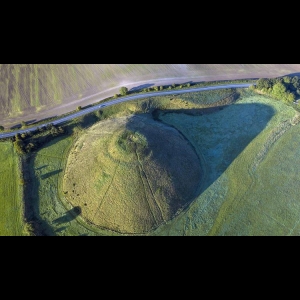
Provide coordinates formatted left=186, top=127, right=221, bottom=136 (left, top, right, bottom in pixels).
left=135, top=149, right=165, bottom=224
left=92, top=161, right=120, bottom=223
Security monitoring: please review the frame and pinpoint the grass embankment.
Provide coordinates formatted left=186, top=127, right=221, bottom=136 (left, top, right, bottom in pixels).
left=63, top=115, right=201, bottom=234
left=153, top=89, right=300, bottom=235
left=0, top=142, right=29, bottom=236
left=24, top=135, right=108, bottom=236
left=27, top=88, right=234, bottom=235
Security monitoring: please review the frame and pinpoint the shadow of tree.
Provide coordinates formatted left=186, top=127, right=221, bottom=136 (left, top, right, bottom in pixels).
left=35, top=165, right=48, bottom=171
left=41, top=169, right=63, bottom=180
left=129, top=83, right=154, bottom=92
left=55, top=226, right=68, bottom=233
left=52, top=206, right=82, bottom=226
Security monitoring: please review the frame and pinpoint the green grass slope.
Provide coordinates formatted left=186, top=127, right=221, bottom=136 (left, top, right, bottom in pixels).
left=63, top=115, right=201, bottom=234
left=154, top=90, right=300, bottom=235
left=24, top=88, right=234, bottom=235
left=0, top=142, right=28, bottom=235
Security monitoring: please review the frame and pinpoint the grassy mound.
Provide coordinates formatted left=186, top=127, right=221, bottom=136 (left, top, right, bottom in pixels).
left=62, top=115, right=202, bottom=234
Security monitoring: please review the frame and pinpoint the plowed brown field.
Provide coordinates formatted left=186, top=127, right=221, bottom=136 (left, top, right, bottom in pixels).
left=1, top=64, right=300, bottom=128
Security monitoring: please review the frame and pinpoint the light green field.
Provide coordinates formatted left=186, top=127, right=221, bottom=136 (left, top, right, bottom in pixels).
left=25, top=135, right=110, bottom=236
left=0, top=142, right=28, bottom=236
left=153, top=90, right=300, bottom=235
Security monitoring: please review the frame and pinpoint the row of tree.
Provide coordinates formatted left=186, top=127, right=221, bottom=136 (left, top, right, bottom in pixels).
left=254, top=76, right=300, bottom=103
left=117, top=83, right=192, bottom=97
left=12, top=123, right=65, bottom=155
left=1, top=83, right=194, bottom=132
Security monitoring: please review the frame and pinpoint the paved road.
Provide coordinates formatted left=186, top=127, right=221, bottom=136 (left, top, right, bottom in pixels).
left=0, top=83, right=254, bottom=139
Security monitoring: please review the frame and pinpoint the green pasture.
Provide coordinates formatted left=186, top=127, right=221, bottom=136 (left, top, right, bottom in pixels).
left=0, top=142, right=28, bottom=235
left=21, top=88, right=300, bottom=235
left=154, top=91, right=300, bottom=235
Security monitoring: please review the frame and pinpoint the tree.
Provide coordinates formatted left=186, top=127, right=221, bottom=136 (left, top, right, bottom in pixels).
left=95, top=110, right=102, bottom=119
left=77, top=106, right=82, bottom=111
left=292, top=76, right=300, bottom=90
left=58, top=126, right=65, bottom=134
left=25, top=143, right=35, bottom=153
left=283, top=76, right=291, bottom=84
left=257, top=78, right=272, bottom=90
left=272, top=82, right=287, bottom=99
left=120, top=87, right=128, bottom=96
left=0, top=125, right=4, bottom=131
left=13, top=140, right=25, bottom=154
left=286, top=92, right=295, bottom=103
left=21, top=121, right=27, bottom=128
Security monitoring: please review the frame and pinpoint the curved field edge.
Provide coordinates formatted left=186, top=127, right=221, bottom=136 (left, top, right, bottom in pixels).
left=0, top=142, right=29, bottom=236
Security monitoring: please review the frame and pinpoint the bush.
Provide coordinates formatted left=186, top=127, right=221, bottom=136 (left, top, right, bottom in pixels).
left=120, top=87, right=128, bottom=96
left=13, top=140, right=25, bottom=154
left=256, top=76, right=298, bottom=104
left=25, top=143, right=35, bottom=153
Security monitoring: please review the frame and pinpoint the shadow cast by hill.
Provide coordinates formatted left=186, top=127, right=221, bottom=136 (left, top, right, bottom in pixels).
left=125, top=102, right=275, bottom=222
left=23, top=99, right=275, bottom=235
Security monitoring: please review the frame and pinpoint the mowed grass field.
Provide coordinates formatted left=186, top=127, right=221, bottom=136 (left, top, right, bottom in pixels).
left=1, top=64, right=300, bottom=128
left=0, top=142, right=28, bottom=236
